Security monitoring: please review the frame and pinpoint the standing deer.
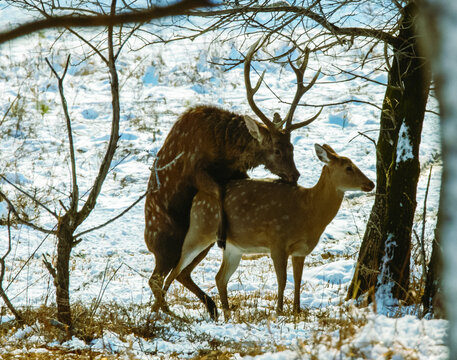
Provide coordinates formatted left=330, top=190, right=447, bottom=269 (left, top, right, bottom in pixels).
left=163, top=144, right=375, bottom=318
left=145, top=40, right=321, bottom=320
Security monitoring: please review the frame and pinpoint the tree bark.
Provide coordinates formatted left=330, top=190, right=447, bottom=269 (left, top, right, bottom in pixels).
left=421, top=0, right=457, bottom=353
left=347, top=2, right=431, bottom=302
left=422, top=204, right=444, bottom=317
left=55, top=214, right=74, bottom=328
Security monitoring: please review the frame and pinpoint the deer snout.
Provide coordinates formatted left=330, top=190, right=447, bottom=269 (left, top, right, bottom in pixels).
left=284, top=168, right=300, bottom=184
left=362, top=180, right=375, bottom=192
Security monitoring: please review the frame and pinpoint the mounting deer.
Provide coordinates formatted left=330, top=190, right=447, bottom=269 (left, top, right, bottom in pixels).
left=163, top=144, right=375, bottom=319
left=145, top=39, right=322, bottom=319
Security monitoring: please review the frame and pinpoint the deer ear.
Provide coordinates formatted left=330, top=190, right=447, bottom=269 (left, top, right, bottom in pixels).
left=315, top=143, right=331, bottom=163
left=244, top=115, right=264, bottom=143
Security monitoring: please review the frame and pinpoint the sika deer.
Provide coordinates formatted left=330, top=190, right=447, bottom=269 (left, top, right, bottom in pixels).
left=163, top=144, right=374, bottom=318
left=145, top=40, right=322, bottom=319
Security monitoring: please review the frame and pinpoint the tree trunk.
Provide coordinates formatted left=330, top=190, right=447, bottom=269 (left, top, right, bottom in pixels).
left=55, top=214, right=74, bottom=328
left=422, top=203, right=444, bottom=317
left=421, top=1, right=457, bottom=353
left=347, top=3, right=431, bottom=302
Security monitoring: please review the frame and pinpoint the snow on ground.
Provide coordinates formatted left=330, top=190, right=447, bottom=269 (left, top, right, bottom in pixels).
left=0, top=5, right=447, bottom=359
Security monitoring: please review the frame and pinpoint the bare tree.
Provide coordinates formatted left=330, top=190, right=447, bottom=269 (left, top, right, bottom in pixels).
left=0, top=0, right=212, bottom=331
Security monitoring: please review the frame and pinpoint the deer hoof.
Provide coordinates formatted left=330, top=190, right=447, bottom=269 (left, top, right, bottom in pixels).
left=222, top=308, right=232, bottom=322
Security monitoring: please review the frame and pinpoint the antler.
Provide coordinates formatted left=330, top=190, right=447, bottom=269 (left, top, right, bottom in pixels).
left=244, top=38, right=277, bottom=132
left=283, top=47, right=323, bottom=132
left=244, top=40, right=322, bottom=133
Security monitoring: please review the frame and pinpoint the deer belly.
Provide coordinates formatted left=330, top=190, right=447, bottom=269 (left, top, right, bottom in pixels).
left=227, top=241, right=271, bottom=255
left=289, top=238, right=315, bottom=257
left=227, top=231, right=272, bottom=254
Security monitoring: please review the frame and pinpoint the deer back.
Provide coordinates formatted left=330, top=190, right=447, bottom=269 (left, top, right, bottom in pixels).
left=187, top=144, right=374, bottom=257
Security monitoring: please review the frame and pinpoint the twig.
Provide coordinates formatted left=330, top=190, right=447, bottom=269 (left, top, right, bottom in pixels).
left=46, top=55, right=79, bottom=213
left=0, top=209, right=24, bottom=323
left=74, top=190, right=147, bottom=238
left=73, top=152, right=184, bottom=238
left=0, top=175, right=58, bottom=219
left=42, top=254, right=57, bottom=280
left=152, top=152, right=184, bottom=190
left=0, top=190, right=55, bottom=234
left=4, top=226, right=57, bottom=292
left=420, top=166, right=433, bottom=282
left=349, top=130, right=378, bottom=147
left=90, top=261, right=123, bottom=317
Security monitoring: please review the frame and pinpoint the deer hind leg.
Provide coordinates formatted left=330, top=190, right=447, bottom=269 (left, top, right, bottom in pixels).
left=215, top=243, right=242, bottom=321
left=292, top=256, right=305, bottom=314
left=149, top=231, right=182, bottom=314
left=194, top=169, right=227, bottom=249
left=149, top=259, right=173, bottom=314
left=163, top=228, right=215, bottom=303
left=216, top=185, right=227, bottom=249
left=176, top=245, right=218, bottom=320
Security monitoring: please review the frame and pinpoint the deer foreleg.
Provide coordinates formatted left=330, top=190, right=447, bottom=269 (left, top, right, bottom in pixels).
left=292, top=256, right=305, bottom=313
left=271, top=247, right=288, bottom=314
left=194, top=169, right=228, bottom=249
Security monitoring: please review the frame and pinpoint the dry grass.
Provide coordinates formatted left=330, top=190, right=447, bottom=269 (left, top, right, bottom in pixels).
left=0, top=231, right=434, bottom=359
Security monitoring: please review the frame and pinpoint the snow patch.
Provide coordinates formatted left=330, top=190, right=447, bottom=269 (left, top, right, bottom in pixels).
left=375, top=233, right=399, bottom=313
left=396, top=121, right=414, bottom=167
left=81, top=108, right=99, bottom=120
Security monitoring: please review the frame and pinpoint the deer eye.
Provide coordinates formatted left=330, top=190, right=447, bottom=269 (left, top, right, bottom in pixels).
left=346, top=166, right=353, bottom=173
left=275, top=149, right=282, bottom=156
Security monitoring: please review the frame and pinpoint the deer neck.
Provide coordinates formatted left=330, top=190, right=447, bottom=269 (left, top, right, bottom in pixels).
left=243, top=135, right=267, bottom=169
left=307, top=165, right=345, bottom=228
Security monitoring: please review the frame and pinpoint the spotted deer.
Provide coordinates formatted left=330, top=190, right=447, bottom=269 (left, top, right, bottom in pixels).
left=163, top=144, right=375, bottom=319
left=145, top=40, right=322, bottom=319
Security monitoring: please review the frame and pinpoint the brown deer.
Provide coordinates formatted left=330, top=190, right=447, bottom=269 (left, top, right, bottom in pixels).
left=163, top=144, right=375, bottom=319
left=145, top=40, right=321, bottom=320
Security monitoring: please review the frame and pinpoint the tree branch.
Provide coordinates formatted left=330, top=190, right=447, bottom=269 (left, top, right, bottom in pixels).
left=0, top=0, right=213, bottom=44
left=46, top=55, right=79, bottom=215
left=0, top=191, right=55, bottom=234
left=0, top=175, right=58, bottom=220
left=188, top=4, right=399, bottom=46
left=0, top=209, right=24, bottom=323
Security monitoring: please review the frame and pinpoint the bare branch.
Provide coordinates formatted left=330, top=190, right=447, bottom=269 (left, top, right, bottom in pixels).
left=74, top=12, right=121, bottom=227
left=0, top=176, right=58, bottom=220
left=42, top=254, right=57, bottom=280
left=348, top=130, right=378, bottom=147
left=0, top=0, right=214, bottom=44
left=46, top=55, right=79, bottom=214
left=74, top=191, right=147, bottom=238
left=4, top=225, right=56, bottom=293
left=0, top=209, right=24, bottom=323
left=188, top=4, right=399, bottom=46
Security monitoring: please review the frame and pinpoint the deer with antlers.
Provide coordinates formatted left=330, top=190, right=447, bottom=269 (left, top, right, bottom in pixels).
left=163, top=144, right=375, bottom=319
left=145, top=39, right=321, bottom=319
